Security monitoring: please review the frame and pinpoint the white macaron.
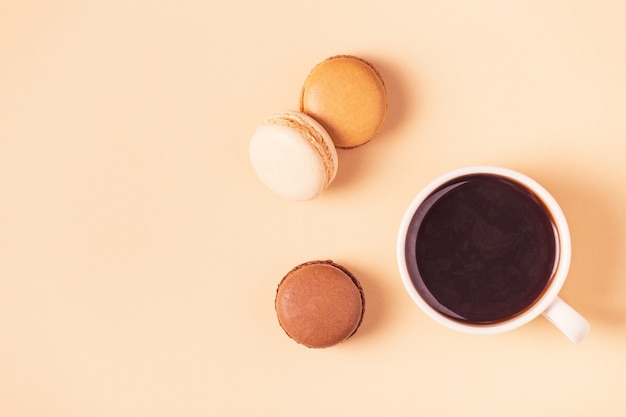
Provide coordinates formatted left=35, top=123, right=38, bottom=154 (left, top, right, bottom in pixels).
left=249, top=111, right=338, bottom=201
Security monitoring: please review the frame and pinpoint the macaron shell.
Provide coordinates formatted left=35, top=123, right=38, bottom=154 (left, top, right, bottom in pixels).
left=275, top=261, right=364, bottom=348
left=300, top=55, right=387, bottom=148
left=249, top=112, right=337, bottom=201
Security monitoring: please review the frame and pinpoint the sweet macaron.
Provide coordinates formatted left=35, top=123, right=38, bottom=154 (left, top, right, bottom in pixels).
left=275, top=260, right=365, bottom=348
left=300, top=55, right=387, bottom=149
left=249, top=111, right=338, bottom=201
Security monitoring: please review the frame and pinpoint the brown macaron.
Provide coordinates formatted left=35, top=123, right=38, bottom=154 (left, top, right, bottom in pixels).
left=275, top=260, right=365, bottom=348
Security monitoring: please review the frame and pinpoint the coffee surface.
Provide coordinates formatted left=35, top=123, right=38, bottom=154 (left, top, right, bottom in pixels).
left=408, top=174, right=558, bottom=324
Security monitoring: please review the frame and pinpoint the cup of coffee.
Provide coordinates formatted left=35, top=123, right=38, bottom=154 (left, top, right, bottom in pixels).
left=397, top=166, right=590, bottom=342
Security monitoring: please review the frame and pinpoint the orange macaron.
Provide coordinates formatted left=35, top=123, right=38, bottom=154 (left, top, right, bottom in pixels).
left=275, top=260, right=365, bottom=348
left=300, top=55, right=387, bottom=149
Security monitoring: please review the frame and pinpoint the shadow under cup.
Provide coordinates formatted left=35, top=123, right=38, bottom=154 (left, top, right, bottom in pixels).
left=402, top=171, right=563, bottom=327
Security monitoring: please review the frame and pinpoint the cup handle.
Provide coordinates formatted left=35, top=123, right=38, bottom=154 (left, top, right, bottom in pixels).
left=542, top=297, right=590, bottom=343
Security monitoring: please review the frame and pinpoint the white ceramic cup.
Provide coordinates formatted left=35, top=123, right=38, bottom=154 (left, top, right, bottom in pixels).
left=397, top=166, right=590, bottom=342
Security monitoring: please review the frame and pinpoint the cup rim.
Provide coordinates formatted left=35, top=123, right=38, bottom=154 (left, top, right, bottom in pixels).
left=396, top=165, right=572, bottom=335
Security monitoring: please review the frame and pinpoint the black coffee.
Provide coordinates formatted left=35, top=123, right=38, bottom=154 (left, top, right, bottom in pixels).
left=405, top=174, right=558, bottom=324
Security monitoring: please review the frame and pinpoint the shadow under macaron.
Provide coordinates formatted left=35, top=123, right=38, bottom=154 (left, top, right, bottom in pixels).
left=339, top=262, right=393, bottom=346
left=366, top=55, right=417, bottom=142
left=322, top=55, right=418, bottom=194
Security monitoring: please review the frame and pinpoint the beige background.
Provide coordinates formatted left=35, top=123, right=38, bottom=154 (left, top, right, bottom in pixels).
left=2, top=1, right=626, bottom=415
